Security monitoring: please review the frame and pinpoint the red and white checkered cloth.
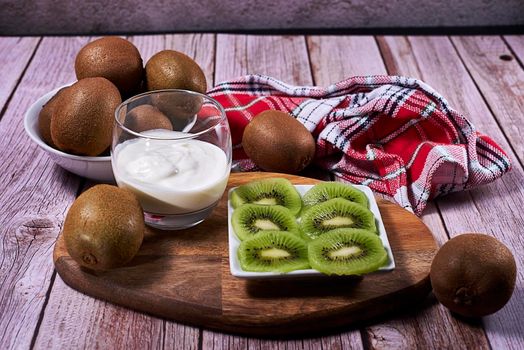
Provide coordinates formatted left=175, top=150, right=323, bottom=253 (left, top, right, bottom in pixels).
left=208, top=75, right=511, bottom=215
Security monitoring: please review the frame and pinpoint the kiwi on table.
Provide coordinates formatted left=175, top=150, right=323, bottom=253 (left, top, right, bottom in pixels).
left=75, top=36, right=144, bottom=97
left=63, top=184, right=145, bottom=271
left=302, top=182, right=368, bottom=211
left=308, top=228, right=388, bottom=276
left=38, top=87, right=68, bottom=148
left=430, top=233, right=517, bottom=317
left=242, top=110, right=316, bottom=174
left=300, top=198, right=377, bottom=240
left=125, top=104, right=173, bottom=133
left=230, top=178, right=302, bottom=216
left=238, top=231, right=310, bottom=273
left=145, top=50, right=207, bottom=93
left=51, top=77, right=121, bottom=156
left=232, top=204, right=300, bottom=241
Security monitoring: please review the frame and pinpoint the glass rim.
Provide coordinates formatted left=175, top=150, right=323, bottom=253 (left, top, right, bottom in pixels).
left=114, top=89, right=227, bottom=140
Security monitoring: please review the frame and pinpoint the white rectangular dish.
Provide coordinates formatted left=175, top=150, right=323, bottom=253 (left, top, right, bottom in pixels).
left=228, top=184, right=396, bottom=279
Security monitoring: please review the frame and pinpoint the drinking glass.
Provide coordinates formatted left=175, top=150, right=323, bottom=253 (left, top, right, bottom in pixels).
left=112, top=89, right=232, bottom=230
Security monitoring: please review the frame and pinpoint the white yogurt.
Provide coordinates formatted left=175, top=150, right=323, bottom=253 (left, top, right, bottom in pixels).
left=113, top=130, right=230, bottom=215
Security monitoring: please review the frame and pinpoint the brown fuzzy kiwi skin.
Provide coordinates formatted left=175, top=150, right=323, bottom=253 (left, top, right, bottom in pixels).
left=51, top=77, right=121, bottom=156
left=63, top=185, right=145, bottom=271
left=145, top=50, right=207, bottom=93
left=75, top=36, right=144, bottom=97
left=38, top=87, right=68, bottom=148
left=430, top=233, right=517, bottom=317
left=125, top=104, right=173, bottom=133
left=242, top=110, right=316, bottom=174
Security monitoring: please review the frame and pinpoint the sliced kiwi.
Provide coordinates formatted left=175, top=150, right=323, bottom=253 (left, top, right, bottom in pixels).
left=302, top=182, right=368, bottom=211
left=232, top=204, right=300, bottom=241
left=238, top=231, right=310, bottom=273
left=308, top=228, right=388, bottom=275
left=230, top=178, right=302, bottom=216
left=300, top=198, right=377, bottom=240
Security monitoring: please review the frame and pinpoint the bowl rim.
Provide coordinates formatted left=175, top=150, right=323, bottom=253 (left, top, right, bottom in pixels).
left=24, top=83, right=111, bottom=163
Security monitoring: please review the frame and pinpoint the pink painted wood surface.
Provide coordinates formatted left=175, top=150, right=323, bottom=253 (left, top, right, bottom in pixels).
left=311, top=35, right=490, bottom=349
left=0, top=36, right=88, bottom=350
left=504, top=35, right=524, bottom=63
left=378, top=35, right=524, bottom=350
left=215, top=34, right=313, bottom=85
left=0, top=37, right=40, bottom=113
left=451, top=36, right=524, bottom=165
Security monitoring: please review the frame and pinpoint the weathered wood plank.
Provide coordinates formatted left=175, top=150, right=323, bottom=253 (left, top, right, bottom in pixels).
left=215, top=34, right=312, bottom=85
left=378, top=35, right=524, bottom=350
left=0, top=37, right=40, bottom=116
left=504, top=35, right=524, bottom=65
left=311, top=35, right=490, bottom=349
left=450, top=36, right=524, bottom=166
left=307, top=35, right=387, bottom=82
left=0, top=36, right=87, bottom=350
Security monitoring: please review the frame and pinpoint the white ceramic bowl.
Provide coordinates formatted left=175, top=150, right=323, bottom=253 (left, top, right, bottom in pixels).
left=24, top=85, right=114, bottom=182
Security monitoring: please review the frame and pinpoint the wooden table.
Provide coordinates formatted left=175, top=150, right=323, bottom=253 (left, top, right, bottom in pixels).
left=1, top=34, right=523, bottom=349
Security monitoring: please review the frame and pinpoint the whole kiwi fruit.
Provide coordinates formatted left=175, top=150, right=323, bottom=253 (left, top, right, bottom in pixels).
left=63, top=184, right=145, bottom=271
left=242, top=110, right=316, bottom=174
left=145, top=50, right=207, bottom=93
left=51, top=77, right=121, bottom=156
left=125, top=104, right=173, bottom=132
left=75, top=36, right=143, bottom=97
left=38, top=87, right=68, bottom=148
left=430, top=233, right=516, bottom=317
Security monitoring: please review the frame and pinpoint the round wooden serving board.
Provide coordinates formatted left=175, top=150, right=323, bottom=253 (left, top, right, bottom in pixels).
left=54, top=172, right=438, bottom=336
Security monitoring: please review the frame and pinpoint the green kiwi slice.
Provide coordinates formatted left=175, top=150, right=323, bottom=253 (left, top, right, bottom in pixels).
left=300, top=198, right=377, bottom=240
left=308, top=228, right=388, bottom=275
left=230, top=178, right=302, bottom=216
left=238, top=231, right=310, bottom=273
left=232, top=204, right=300, bottom=241
left=302, top=182, right=368, bottom=211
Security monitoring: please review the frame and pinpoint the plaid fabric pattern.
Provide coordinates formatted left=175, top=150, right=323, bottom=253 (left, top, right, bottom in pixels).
left=208, top=74, right=511, bottom=215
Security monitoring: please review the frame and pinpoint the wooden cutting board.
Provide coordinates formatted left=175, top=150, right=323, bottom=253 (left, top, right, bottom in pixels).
left=53, top=172, right=438, bottom=336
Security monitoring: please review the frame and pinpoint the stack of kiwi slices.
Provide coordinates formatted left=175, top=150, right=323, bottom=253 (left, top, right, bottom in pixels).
left=230, top=178, right=389, bottom=276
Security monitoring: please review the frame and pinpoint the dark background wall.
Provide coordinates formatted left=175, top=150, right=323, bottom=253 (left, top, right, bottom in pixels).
left=1, top=0, right=523, bottom=35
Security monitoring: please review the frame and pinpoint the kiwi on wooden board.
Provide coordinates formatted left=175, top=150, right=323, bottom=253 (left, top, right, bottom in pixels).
left=63, top=185, right=145, bottom=271
left=237, top=231, right=310, bottom=273
left=51, top=77, right=121, bottom=156
left=145, top=50, right=207, bottom=93
left=242, top=110, right=316, bottom=174
left=75, top=36, right=143, bottom=97
left=430, top=233, right=516, bottom=317
left=308, top=228, right=388, bottom=276
left=125, top=104, right=173, bottom=133
left=302, top=182, right=369, bottom=212
left=232, top=204, right=300, bottom=241
left=300, top=198, right=377, bottom=240
left=230, top=177, right=302, bottom=216
left=38, top=87, right=68, bottom=148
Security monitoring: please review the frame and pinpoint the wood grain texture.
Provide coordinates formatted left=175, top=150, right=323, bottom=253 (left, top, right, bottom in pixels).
left=53, top=172, right=437, bottom=337
left=378, top=35, right=524, bottom=350
left=0, top=37, right=88, bottom=350
left=310, top=35, right=488, bottom=349
left=451, top=35, right=524, bottom=166
left=307, top=36, right=387, bottom=82
left=215, top=34, right=313, bottom=85
left=504, top=35, right=524, bottom=65
left=0, top=37, right=40, bottom=116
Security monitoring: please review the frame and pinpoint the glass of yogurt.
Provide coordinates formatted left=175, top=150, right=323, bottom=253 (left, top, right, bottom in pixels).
left=111, top=90, right=232, bottom=230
